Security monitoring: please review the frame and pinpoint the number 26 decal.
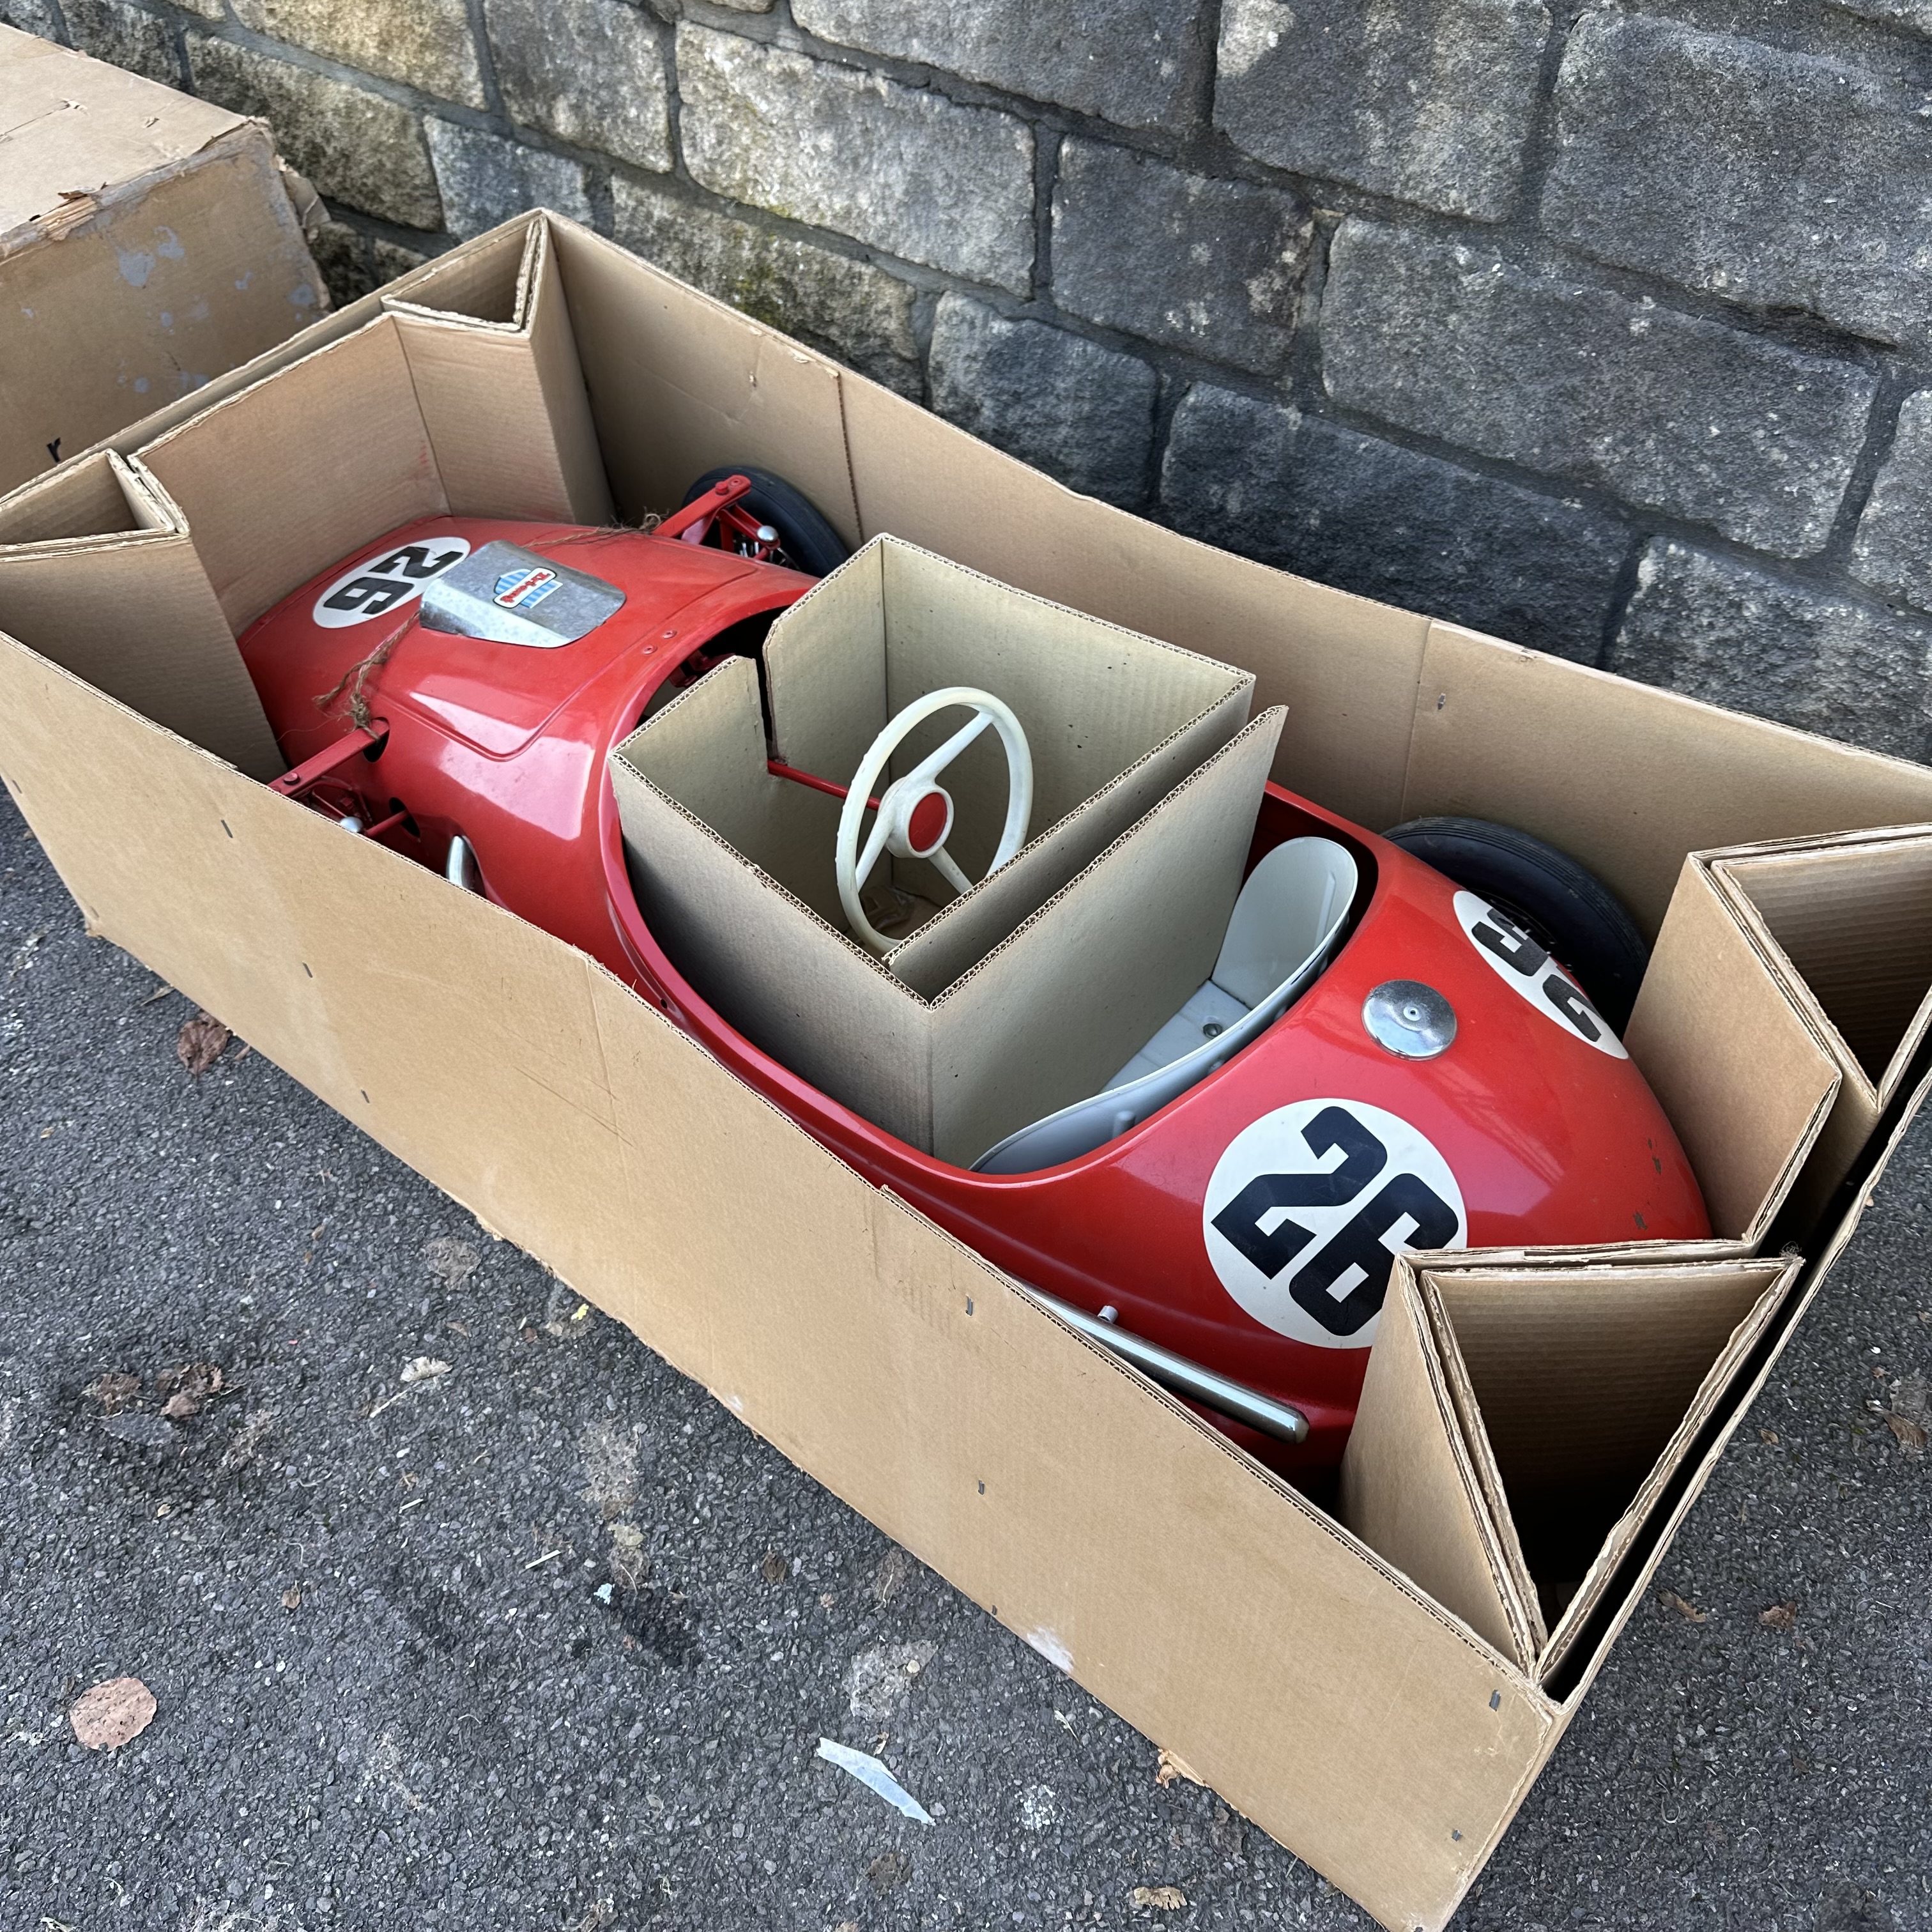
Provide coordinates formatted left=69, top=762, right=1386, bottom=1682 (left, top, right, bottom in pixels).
left=1452, top=891, right=1628, bottom=1058
left=312, top=539, right=471, bottom=630
left=1203, top=1100, right=1467, bottom=1349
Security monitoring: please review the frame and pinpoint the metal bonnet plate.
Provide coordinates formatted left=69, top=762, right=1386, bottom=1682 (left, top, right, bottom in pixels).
left=417, top=540, right=624, bottom=648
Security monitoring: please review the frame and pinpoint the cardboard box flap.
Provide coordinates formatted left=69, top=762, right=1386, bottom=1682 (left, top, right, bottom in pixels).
left=1625, top=855, right=1842, bottom=1242
left=1338, top=1265, right=1541, bottom=1667
left=552, top=222, right=861, bottom=544
left=1528, top=1259, right=1797, bottom=1685
left=1417, top=1257, right=1796, bottom=1684
left=388, top=223, right=611, bottom=525
left=139, top=267, right=608, bottom=631
left=140, top=314, right=445, bottom=631
left=0, top=24, right=247, bottom=240
left=381, top=217, right=537, bottom=331
left=0, top=450, right=279, bottom=778
left=1712, top=829, right=1932, bottom=1100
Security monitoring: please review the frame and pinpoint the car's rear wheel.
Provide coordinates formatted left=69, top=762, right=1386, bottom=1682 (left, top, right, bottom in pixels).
left=1381, top=815, right=1649, bottom=1031
left=679, top=465, right=850, bottom=577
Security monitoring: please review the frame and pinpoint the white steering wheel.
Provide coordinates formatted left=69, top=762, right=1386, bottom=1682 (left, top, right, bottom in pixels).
left=836, top=686, right=1032, bottom=954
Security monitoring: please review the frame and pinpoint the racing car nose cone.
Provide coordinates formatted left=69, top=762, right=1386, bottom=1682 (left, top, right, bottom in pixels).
left=1363, top=980, right=1457, bottom=1059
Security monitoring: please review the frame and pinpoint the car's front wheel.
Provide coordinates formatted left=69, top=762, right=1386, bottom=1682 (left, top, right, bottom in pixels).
left=1381, top=815, right=1650, bottom=1031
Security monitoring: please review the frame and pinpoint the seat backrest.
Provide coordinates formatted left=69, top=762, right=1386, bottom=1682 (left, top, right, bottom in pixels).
left=974, top=837, right=1359, bottom=1175
left=1213, top=836, right=1360, bottom=1009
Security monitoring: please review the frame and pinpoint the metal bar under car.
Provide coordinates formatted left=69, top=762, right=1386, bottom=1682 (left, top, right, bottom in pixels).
left=1016, top=1284, right=1310, bottom=1446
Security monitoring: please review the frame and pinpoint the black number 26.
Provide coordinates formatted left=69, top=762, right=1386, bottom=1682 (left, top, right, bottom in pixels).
left=321, top=542, right=465, bottom=618
left=1211, top=1106, right=1460, bottom=1337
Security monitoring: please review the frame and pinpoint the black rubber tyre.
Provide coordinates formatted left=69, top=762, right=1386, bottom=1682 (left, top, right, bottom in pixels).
left=1381, top=815, right=1649, bottom=1031
left=679, top=465, right=850, bottom=578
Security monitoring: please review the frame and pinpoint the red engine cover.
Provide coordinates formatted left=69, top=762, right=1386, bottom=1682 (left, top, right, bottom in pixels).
left=242, top=516, right=1711, bottom=1470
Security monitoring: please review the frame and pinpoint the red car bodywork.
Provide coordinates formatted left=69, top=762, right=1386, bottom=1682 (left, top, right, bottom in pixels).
left=241, top=513, right=1711, bottom=1468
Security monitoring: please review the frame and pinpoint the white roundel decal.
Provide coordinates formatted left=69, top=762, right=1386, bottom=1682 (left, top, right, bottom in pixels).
left=1204, top=1098, right=1467, bottom=1349
left=311, top=536, right=470, bottom=629
left=1452, top=891, right=1628, bottom=1059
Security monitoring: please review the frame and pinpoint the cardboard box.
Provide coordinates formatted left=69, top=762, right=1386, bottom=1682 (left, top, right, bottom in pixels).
left=6, top=209, right=1932, bottom=1929
left=0, top=24, right=323, bottom=498
left=613, top=533, right=1270, bottom=1163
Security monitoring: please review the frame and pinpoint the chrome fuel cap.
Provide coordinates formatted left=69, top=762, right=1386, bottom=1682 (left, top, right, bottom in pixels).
left=1363, top=980, right=1457, bottom=1059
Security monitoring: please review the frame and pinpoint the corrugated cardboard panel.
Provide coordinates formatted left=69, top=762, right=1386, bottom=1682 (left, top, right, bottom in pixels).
left=1724, top=839, right=1932, bottom=1087
left=0, top=23, right=321, bottom=497
left=617, top=694, right=1283, bottom=1165
left=391, top=224, right=612, bottom=526
left=139, top=314, right=443, bottom=629
left=1353, top=1257, right=1794, bottom=1691
left=0, top=452, right=280, bottom=778
left=615, top=660, right=928, bottom=1132
left=1402, top=622, right=1932, bottom=937
left=761, top=535, right=1254, bottom=976
left=0, top=611, right=1554, bottom=1932
left=1625, top=858, right=1841, bottom=1241
left=928, top=710, right=1281, bottom=1164
left=1339, top=1267, right=1537, bottom=1667
left=381, top=222, right=532, bottom=330
left=0, top=24, right=243, bottom=231
left=549, top=222, right=860, bottom=544
left=1708, top=831, right=1932, bottom=1231
left=837, top=371, right=1429, bottom=835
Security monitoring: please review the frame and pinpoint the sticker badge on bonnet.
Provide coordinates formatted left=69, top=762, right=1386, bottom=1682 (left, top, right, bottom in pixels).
left=311, top=539, right=470, bottom=629
left=493, top=565, right=559, bottom=610
left=1203, top=1098, right=1467, bottom=1349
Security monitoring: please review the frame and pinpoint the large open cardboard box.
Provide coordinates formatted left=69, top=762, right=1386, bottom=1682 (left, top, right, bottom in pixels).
left=0, top=24, right=323, bottom=500
left=6, top=210, right=1932, bottom=1929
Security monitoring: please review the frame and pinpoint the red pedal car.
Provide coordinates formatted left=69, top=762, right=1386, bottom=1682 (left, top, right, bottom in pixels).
left=239, top=470, right=1709, bottom=1470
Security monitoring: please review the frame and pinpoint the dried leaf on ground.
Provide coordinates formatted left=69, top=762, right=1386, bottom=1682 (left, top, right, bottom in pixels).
left=1759, top=1601, right=1798, bottom=1630
left=157, top=1362, right=224, bottom=1421
left=1758, top=1429, right=1779, bottom=1445
left=1885, top=1413, right=1928, bottom=1450
left=1887, top=1374, right=1928, bottom=1453
left=761, top=1548, right=788, bottom=1584
left=282, top=1586, right=302, bottom=1611
left=86, top=1371, right=141, bottom=1414
left=69, top=1676, right=157, bottom=1750
left=399, top=1356, right=450, bottom=1384
left=1156, top=1746, right=1204, bottom=1788
left=866, top=1851, right=910, bottom=1894
left=422, top=1235, right=480, bottom=1290
left=1132, top=1885, right=1188, bottom=1911
left=216, top=1409, right=273, bottom=1472
left=174, top=1012, right=231, bottom=1078
left=1662, top=1591, right=1708, bottom=1623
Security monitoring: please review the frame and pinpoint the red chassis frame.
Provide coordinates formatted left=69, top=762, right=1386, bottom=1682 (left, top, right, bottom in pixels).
left=242, top=510, right=1710, bottom=1471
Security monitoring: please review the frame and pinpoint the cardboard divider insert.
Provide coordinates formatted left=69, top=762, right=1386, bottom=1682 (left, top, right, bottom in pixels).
left=1702, top=827, right=1932, bottom=1232
left=1341, top=1254, right=1798, bottom=1681
left=1624, top=854, right=1843, bottom=1246
left=615, top=671, right=1285, bottom=1163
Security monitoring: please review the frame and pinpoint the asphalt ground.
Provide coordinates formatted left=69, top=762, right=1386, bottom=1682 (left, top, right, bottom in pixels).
left=2, top=779, right=1929, bottom=1932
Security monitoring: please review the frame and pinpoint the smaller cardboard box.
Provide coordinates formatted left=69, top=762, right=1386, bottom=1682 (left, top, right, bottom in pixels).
left=613, top=534, right=1269, bottom=1164
left=0, top=24, right=323, bottom=497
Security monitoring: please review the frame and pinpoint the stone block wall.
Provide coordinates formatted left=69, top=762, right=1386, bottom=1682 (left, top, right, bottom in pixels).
left=11, top=0, right=1932, bottom=765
